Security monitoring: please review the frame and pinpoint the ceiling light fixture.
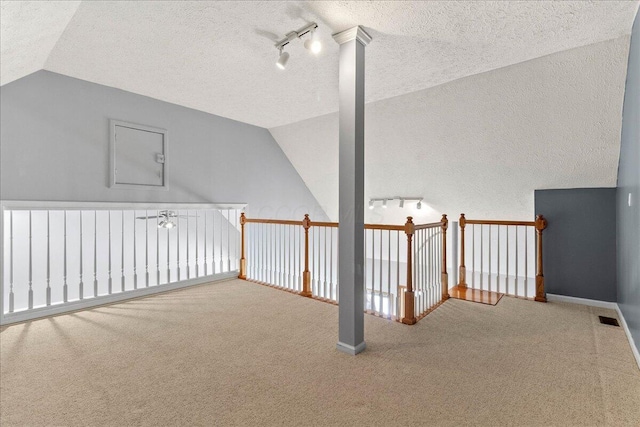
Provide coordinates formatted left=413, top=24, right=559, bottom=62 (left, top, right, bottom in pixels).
left=274, top=22, right=320, bottom=70
left=382, top=199, right=387, bottom=209
left=399, top=199, right=404, bottom=208
left=369, top=200, right=374, bottom=210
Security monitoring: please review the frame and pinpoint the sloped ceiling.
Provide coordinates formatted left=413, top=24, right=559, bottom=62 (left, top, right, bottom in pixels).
left=0, top=1, right=80, bottom=85
left=2, top=1, right=638, bottom=128
left=1, top=1, right=638, bottom=223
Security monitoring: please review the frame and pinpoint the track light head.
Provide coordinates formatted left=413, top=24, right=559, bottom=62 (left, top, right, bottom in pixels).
left=276, top=50, right=289, bottom=70
left=368, top=200, right=374, bottom=210
left=399, top=199, right=404, bottom=208
left=416, top=201, right=422, bottom=210
left=382, top=199, right=387, bottom=209
left=304, top=30, right=322, bottom=54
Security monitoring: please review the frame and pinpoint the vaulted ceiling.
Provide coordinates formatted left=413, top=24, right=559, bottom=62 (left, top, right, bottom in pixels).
left=1, top=1, right=639, bottom=222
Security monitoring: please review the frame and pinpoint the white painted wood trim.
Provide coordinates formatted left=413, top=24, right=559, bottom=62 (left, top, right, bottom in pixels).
left=109, top=119, right=169, bottom=190
left=616, top=305, right=640, bottom=371
left=0, top=271, right=239, bottom=326
left=547, top=293, right=640, bottom=371
left=332, top=26, right=372, bottom=46
left=1, top=200, right=247, bottom=211
left=546, top=293, right=618, bottom=309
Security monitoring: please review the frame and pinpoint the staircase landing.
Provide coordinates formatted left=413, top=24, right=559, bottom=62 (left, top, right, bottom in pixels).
left=449, top=285, right=504, bottom=305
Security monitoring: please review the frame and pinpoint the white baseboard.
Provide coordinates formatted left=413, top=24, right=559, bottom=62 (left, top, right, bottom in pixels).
left=0, top=271, right=239, bottom=326
left=547, top=293, right=640, bottom=371
left=336, top=341, right=367, bottom=355
left=546, top=293, right=618, bottom=310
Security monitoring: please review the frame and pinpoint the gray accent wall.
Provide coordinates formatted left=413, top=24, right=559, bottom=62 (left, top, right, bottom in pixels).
left=535, top=188, right=617, bottom=302
left=0, top=71, right=328, bottom=221
left=617, top=10, right=640, bottom=353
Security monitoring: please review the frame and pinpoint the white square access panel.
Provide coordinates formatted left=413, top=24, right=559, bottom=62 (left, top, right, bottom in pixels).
left=110, top=120, right=168, bottom=189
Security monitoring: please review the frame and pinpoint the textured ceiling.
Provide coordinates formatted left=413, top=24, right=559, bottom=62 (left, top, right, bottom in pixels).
left=0, top=1, right=80, bottom=85
left=270, top=37, right=630, bottom=223
left=1, top=1, right=637, bottom=223
left=1, top=1, right=637, bottom=128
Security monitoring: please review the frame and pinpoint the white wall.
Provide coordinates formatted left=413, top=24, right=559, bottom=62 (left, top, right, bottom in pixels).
left=0, top=71, right=328, bottom=221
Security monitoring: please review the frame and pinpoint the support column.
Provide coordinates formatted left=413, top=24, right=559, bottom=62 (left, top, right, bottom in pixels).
left=333, top=26, right=371, bottom=356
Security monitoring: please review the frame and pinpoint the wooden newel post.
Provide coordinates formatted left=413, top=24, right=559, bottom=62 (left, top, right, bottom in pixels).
left=402, top=217, right=416, bottom=325
left=441, top=214, right=449, bottom=300
left=301, top=214, right=312, bottom=297
left=458, top=214, right=467, bottom=288
left=239, top=213, right=247, bottom=279
left=535, top=214, right=547, bottom=303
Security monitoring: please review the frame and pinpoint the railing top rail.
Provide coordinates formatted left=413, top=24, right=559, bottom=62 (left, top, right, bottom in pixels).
left=244, top=218, right=304, bottom=226
left=243, top=216, right=405, bottom=231
left=414, top=221, right=444, bottom=230
left=465, top=219, right=535, bottom=227
left=0, top=200, right=247, bottom=211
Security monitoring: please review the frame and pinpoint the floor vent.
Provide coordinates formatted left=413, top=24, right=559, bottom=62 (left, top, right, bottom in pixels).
left=598, top=316, right=620, bottom=327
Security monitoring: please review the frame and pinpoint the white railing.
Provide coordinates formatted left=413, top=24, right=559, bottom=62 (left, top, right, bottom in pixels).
left=1, top=201, right=244, bottom=324
left=413, top=224, right=444, bottom=318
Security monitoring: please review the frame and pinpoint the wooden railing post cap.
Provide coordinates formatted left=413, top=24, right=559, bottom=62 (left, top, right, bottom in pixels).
left=459, top=213, right=466, bottom=227
left=535, top=215, right=547, bottom=231
left=441, top=214, right=448, bottom=229
left=404, top=216, right=415, bottom=235
left=240, top=212, right=246, bottom=225
left=302, top=214, right=311, bottom=229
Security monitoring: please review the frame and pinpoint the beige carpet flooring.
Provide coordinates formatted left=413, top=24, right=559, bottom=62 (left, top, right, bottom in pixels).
left=1, top=279, right=639, bottom=426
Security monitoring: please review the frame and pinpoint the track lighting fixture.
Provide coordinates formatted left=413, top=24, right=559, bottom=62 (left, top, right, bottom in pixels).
left=274, top=22, right=320, bottom=69
left=368, top=197, right=424, bottom=210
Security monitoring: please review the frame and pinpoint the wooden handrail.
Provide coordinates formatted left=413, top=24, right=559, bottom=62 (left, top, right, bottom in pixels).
left=243, top=218, right=304, bottom=226
left=465, top=219, right=536, bottom=227
left=242, top=217, right=404, bottom=231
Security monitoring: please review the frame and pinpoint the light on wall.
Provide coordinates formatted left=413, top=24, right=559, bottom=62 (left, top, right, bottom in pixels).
left=274, top=22, right=321, bottom=70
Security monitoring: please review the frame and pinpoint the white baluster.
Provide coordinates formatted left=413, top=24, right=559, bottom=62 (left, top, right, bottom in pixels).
left=227, top=209, right=231, bottom=272
left=195, top=210, right=199, bottom=278
left=212, top=210, right=216, bottom=274
left=29, top=211, right=33, bottom=309
left=219, top=210, right=224, bottom=274
left=63, top=210, right=67, bottom=303
left=505, top=226, right=509, bottom=294
left=133, top=210, right=137, bottom=288
left=145, top=210, right=149, bottom=287
left=177, top=212, right=181, bottom=280
left=166, top=216, right=171, bottom=283
left=480, top=225, right=484, bottom=290
left=186, top=210, right=190, bottom=279
left=204, top=210, right=208, bottom=276
left=525, top=226, right=529, bottom=297
left=106, top=213, right=112, bottom=293
left=488, top=225, right=492, bottom=292
left=472, top=224, right=475, bottom=288
left=46, top=211, right=51, bottom=306
left=396, top=231, right=400, bottom=319
left=497, top=226, right=500, bottom=293
left=515, top=226, right=519, bottom=297
left=79, top=211, right=84, bottom=300
left=9, top=211, right=14, bottom=313
left=94, top=211, right=98, bottom=297
left=121, top=211, right=125, bottom=292
left=156, top=210, right=160, bottom=285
